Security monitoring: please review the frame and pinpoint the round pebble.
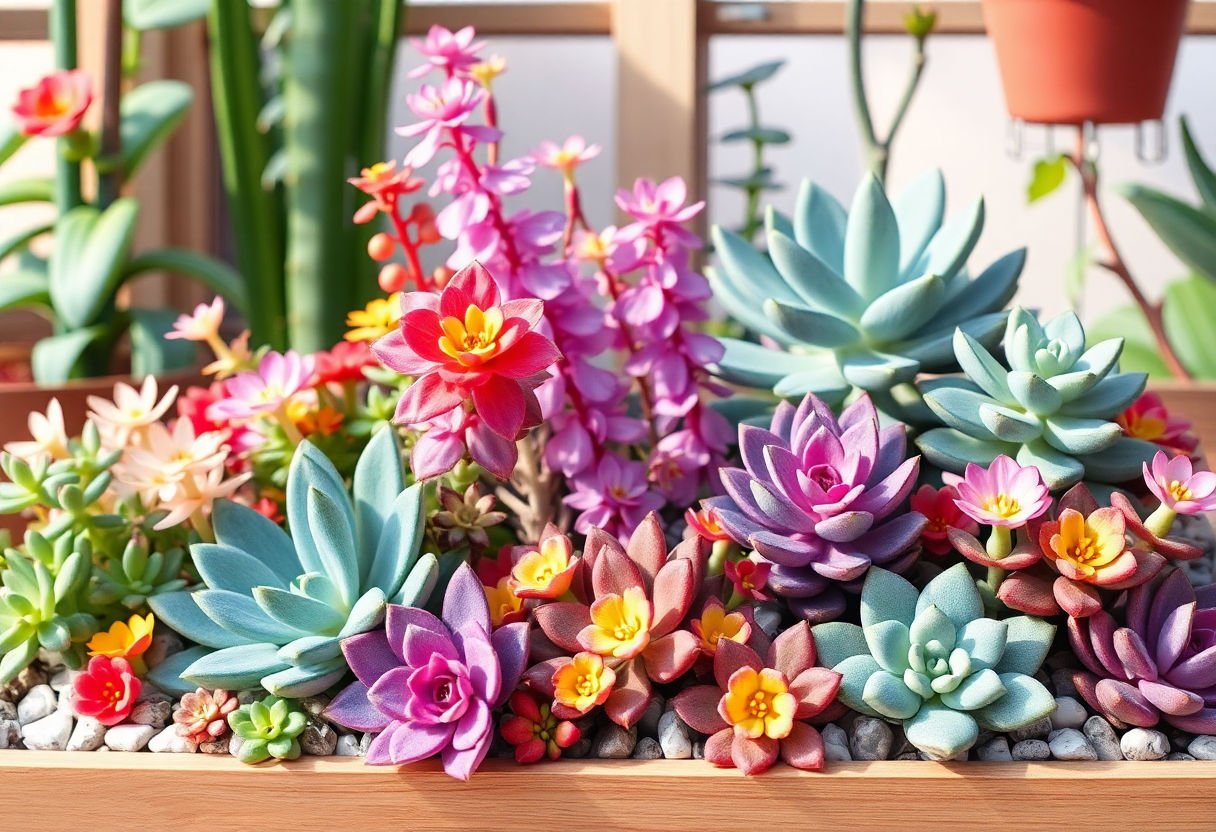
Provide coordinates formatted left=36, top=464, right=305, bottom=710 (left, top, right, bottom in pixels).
left=200, top=734, right=231, bottom=755
left=1121, top=728, right=1169, bottom=761
left=105, top=723, right=156, bottom=752
left=1009, top=716, right=1053, bottom=742
left=17, top=685, right=57, bottom=726
left=21, top=709, right=74, bottom=751
left=130, top=699, right=172, bottom=729
left=148, top=725, right=197, bottom=753
left=850, top=716, right=894, bottom=761
left=976, top=737, right=1013, bottom=762
left=657, top=710, right=692, bottom=759
left=1048, top=728, right=1097, bottom=761
left=590, top=724, right=636, bottom=759
left=66, top=716, right=107, bottom=752
left=1011, top=739, right=1050, bottom=761
left=631, top=737, right=663, bottom=759
left=1187, top=735, right=1216, bottom=760
left=1083, top=716, right=1123, bottom=761
left=334, top=733, right=361, bottom=757
left=821, top=723, right=852, bottom=762
left=1049, top=697, right=1088, bottom=731
left=300, top=718, right=338, bottom=756
left=0, top=718, right=22, bottom=749
left=1167, top=752, right=1196, bottom=761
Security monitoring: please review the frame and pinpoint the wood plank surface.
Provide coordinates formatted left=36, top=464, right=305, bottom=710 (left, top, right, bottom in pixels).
left=2, top=754, right=1215, bottom=831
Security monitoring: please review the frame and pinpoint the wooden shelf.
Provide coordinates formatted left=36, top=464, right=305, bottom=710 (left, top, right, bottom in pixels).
left=2, top=753, right=1216, bottom=831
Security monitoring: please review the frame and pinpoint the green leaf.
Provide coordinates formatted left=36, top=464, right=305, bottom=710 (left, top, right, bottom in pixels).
left=844, top=173, right=901, bottom=300
left=1163, top=274, right=1216, bottom=379
left=0, top=121, right=27, bottom=168
left=114, top=81, right=194, bottom=179
left=707, top=60, right=784, bottom=92
left=212, top=500, right=302, bottom=585
left=124, top=0, right=210, bottom=30
left=0, top=222, right=52, bottom=264
left=128, top=307, right=197, bottom=377
left=0, top=177, right=54, bottom=207
left=719, top=127, right=791, bottom=145
left=182, top=643, right=291, bottom=691
left=711, top=168, right=779, bottom=191
left=0, top=269, right=50, bottom=313
left=1086, top=304, right=1171, bottom=379
left=31, top=327, right=111, bottom=384
left=904, top=702, right=979, bottom=760
left=974, top=673, right=1056, bottom=732
left=1027, top=154, right=1068, bottom=203
left=1181, top=115, right=1216, bottom=210
left=353, top=427, right=405, bottom=588
left=1120, top=183, right=1216, bottom=281
left=148, top=590, right=258, bottom=649
left=123, top=247, right=248, bottom=314
left=49, top=200, right=140, bottom=329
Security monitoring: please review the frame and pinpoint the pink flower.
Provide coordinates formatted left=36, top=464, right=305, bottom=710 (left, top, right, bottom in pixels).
left=399, top=77, right=500, bottom=168
left=564, top=454, right=664, bottom=542
left=614, top=176, right=704, bottom=246
left=12, top=69, right=92, bottom=137
left=207, top=350, right=315, bottom=421
left=909, top=484, right=980, bottom=556
left=1143, top=451, right=1216, bottom=514
left=411, top=407, right=518, bottom=480
left=408, top=25, right=486, bottom=79
left=944, top=455, right=1051, bottom=529
left=531, top=136, right=601, bottom=176
left=166, top=297, right=225, bottom=342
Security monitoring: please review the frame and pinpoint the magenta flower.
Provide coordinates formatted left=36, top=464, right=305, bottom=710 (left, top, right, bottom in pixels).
left=325, top=563, right=529, bottom=780
left=408, top=24, right=485, bottom=79
left=399, top=77, right=500, bottom=168
left=531, top=136, right=601, bottom=176
left=410, top=407, right=518, bottom=481
left=944, top=455, right=1051, bottom=529
left=1143, top=451, right=1216, bottom=515
left=615, top=176, right=704, bottom=246
left=564, top=454, right=664, bottom=542
left=207, top=350, right=314, bottom=421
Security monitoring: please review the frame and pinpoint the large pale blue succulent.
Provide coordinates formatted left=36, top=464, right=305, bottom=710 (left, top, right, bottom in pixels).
left=709, top=170, right=1025, bottom=422
left=149, top=429, right=437, bottom=697
left=812, top=565, right=1057, bottom=760
left=916, top=307, right=1156, bottom=490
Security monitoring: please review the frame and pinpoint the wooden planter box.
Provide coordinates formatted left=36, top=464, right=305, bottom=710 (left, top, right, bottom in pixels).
left=1150, top=380, right=1216, bottom=460
left=2, top=754, right=1215, bottom=831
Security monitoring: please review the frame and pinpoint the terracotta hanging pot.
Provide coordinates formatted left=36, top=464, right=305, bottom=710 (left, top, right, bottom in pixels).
left=982, top=0, right=1190, bottom=125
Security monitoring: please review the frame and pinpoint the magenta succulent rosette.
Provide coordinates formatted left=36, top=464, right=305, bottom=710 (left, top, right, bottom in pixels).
left=703, top=392, right=925, bottom=622
left=1070, top=568, right=1216, bottom=734
left=325, top=563, right=529, bottom=780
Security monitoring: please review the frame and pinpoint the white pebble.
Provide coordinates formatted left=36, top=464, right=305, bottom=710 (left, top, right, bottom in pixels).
left=17, top=685, right=57, bottom=725
left=147, top=725, right=198, bottom=753
left=104, top=723, right=156, bottom=752
left=1187, top=735, right=1216, bottom=761
left=20, top=709, right=74, bottom=750
left=1048, top=728, right=1098, bottom=761
left=1049, top=697, right=1088, bottom=731
left=334, top=733, right=361, bottom=756
left=67, top=716, right=108, bottom=752
left=1121, top=728, right=1169, bottom=761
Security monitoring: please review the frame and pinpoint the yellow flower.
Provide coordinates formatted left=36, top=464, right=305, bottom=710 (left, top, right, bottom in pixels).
left=1047, top=507, right=1128, bottom=581
left=510, top=535, right=576, bottom=599
left=345, top=294, right=402, bottom=343
left=553, top=651, right=616, bottom=714
left=87, top=613, right=155, bottom=660
left=690, top=604, right=750, bottom=656
left=721, top=667, right=796, bottom=740
left=483, top=577, right=524, bottom=627
left=580, top=586, right=652, bottom=659
left=469, top=54, right=506, bottom=88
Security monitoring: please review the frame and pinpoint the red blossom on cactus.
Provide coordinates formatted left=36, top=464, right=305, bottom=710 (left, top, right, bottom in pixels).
left=500, top=690, right=581, bottom=764
left=174, top=688, right=239, bottom=743
left=12, top=69, right=92, bottom=137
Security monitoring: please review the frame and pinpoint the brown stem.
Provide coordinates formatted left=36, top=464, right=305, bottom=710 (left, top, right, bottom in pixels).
left=1071, top=129, right=1191, bottom=381
left=494, top=427, right=567, bottom=543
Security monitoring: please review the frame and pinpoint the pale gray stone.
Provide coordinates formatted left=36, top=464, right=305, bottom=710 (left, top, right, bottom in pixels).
left=148, top=725, right=197, bottom=753
left=200, top=734, right=230, bottom=755
left=1048, top=728, right=1097, bottom=760
left=657, top=710, right=692, bottom=759
left=17, top=684, right=57, bottom=725
left=821, top=723, right=851, bottom=762
left=1011, top=739, right=1051, bottom=761
left=849, top=716, right=894, bottom=761
left=1050, top=697, right=1088, bottom=731
left=359, top=732, right=374, bottom=755
left=753, top=605, right=783, bottom=640
left=229, top=734, right=245, bottom=758
left=66, top=716, right=107, bottom=752
left=591, top=724, right=636, bottom=759
left=919, top=749, right=968, bottom=761
left=632, top=737, right=663, bottom=759
left=49, top=668, right=79, bottom=692
left=1187, top=735, right=1216, bottom=760
left=21, top=709, right=73, bottom=750
left=1009, top=716, right=1053, bottom=742
left=692, top=740, right=704, bottom=760
left=1083, top=715, right=1123, bottom=761
left=130, top=699, right=172, bottom=728
left=104, top=723, right=156, bottom=752
left=1121, top=728, right=1169, bottom=761
left=0, top=700, right=15, bottom=720
left=0, top=718, right=21, bottom=749
left=1167, top=752, right=1196, bottom=761
left=334, top=733, right=361, bottom=757
left=976, top=737, right=1013, bottom=762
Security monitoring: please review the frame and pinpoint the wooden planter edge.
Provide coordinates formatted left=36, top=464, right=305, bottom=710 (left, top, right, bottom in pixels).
left=3, top=753, right=1216, bottom=831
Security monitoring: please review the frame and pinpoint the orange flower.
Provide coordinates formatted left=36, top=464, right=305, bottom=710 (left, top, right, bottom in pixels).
left=1043, top=507, right=1135, bottom=585
left=690, top=602, right=750, bottom=657
left=552, top=652, right=616, bottom=715
left=87, top=614, right=155, bottom=675
left=721, top=667, right=796, bottom=741
left=510, top=532, right=577, bottom=599
left=483, top=577, right=525, bottom=627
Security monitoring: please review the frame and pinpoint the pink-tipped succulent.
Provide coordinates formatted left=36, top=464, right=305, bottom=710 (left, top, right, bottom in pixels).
left=174, top=688, right=239, bottom=744
left=528, top=513, right=705, bottom=727
left=703, top=392, right=925, bottom=623
left=324, top=562, right=529, bottom=780
left=671, top=622, right=841, bottom=775
left=1070, top=568, right=1216, bottom=734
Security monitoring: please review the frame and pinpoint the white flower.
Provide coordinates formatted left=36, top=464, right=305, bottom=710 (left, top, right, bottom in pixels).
left=166, top=296, right=225, bottom=343
left=114, top=420, right=230, bottom=505
left=87, top=377, right=178, bottom=448
left=153, top=465, right=250, bottom=530
left=4, top=398, right=70, bottom=461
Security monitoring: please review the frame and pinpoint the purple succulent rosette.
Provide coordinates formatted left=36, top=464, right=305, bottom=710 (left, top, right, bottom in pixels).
left=704, top=393, right=926, bottom=622
left=1070, top=568, right=1216, bottom=733
left=325, top=563, right=529, bottom=779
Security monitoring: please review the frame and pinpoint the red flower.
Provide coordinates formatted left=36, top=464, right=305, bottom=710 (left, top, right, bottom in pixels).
left=177, top=382, right=228, bottom=435
left=499, top=690, right=580, bottom=764
left=251, top=496, right=284, bottom=525
left=314, top=341, right=377, bottom=385
left=909, top=484, right=979, bottom=556
left=1117, top=392, right=1198, bottom=456
left=724, top=557, right=771, bottom=602
left=72, top=656, right=141, bottom=726
left=12, top=69, right=92, bottom=137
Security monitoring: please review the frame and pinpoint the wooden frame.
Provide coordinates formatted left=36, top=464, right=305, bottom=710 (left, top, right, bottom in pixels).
left=2, top=753, right=1216, bottom=830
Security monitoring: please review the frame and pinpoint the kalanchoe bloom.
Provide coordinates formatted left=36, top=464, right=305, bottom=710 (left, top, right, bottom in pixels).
left=325, top=563, right=529, bottom=780
left=1118, top=392, right=1198, bottom=456
left=3, top=398, right=70, bottom=461
left=87, top=376, right=178, bottom=448
left=86, top=613, right=154, bottom=663
left=228, top=696, right=308, bottom=764
left=909, top=484, right=978, bottom=556
left=174, top=688, right=238, bottom=744
left=72, top=656, right=141, bottom=727
left=551, top=651, right=616, bottom=716
left=1143, top=450, right=1216, bottom=517
left=499, top=690, right=580, bottom=764
left=12, top=69, right=92, bottom=136
left=510, top=527, right=578, bottom=600
left=685, top=507, right=732, bottom=543
left=614, top=176, right=705, bottom=246
left=346, top=293, right=403, bottom=343
left=408, top=24, right=485, bottom=79
left=399, top=77, right=500, bottom=168
left=690, top=599, right=751, bottom=658
left=704, top=392, right=925, bottom=623
left=531, top=136, right=601, bottom=177
left=349, top=161, right=425, bottom=224
left=207, top=351, right=316, bottom=422
left=1071, top=568, right=1216, bottom=734
left=564, top=454, right=665, bottom=543
left=813, top=565, right=1057, bottom=760
left=483, top=577, right=526, bottom=627
left=673, top=623, right=840, bottom=775
left=432, top=483, right=506, bottom=551
left=944, top=455, right=1051, bottom=529
left=166, top=297, right=225, bottom=343
left=313, top=341, right=377, bottom=385
left=724, top=557, right=772, bottom=603
left=529, top=515, right=705, bottom=727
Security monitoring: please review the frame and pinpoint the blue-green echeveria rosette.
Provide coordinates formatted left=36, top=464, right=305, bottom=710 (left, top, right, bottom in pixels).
left=812, top=564, right=1057, bottom=760
left=708, top=170, right=1024, bottom=422
left=148, top=429, right=438, bottom=698
left=916, top=307, right=1157, bottom=490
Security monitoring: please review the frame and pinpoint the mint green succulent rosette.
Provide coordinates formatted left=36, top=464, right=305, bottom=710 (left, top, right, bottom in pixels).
left=916, top=307, right=1158, bottom=490
left=709, top=170, right=1025, bottom=423
left=813, top=564, right=1057, bottom=760
left=148, top=428, right=438, bottom=698
left=229, top=695, right=308, bottom=764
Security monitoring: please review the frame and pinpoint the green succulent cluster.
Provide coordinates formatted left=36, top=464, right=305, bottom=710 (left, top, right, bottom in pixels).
left=0, top=531, right=96, bottom=682
left=149, top=428, right=437, bottom=698
left=813, top=565, right=1057, bottom=760
left=228, top=695, right=309, bottom=763
left=89, top=537, right=191, bottom=611
left=917, top=307, right=1155, bottom=489
left=710, top=170, right=1024, bottom=422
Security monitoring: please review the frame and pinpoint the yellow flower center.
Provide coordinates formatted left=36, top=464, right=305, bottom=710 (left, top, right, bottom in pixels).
left=438, top=304, right=504, bottom=366
left=511, top=537, right=571, bottom=594
left=1168, top=479, right=1194, bottom=502
left=482, top=578, right=523, bottom=627
left=983, top=493, right=1021, bottom=519
left=1121, top=412, right=1166, bottom=442
left=583, top=586, right=652, bottom=659
left=553, top=652, right=615, bottom=713
left=364, top=162, right=393, bottom=183
left=691, top=606, right=749, bottom=655
left=722, top=667, right=796, bottom=740
left=1050, top=508, right=1126, bottom=579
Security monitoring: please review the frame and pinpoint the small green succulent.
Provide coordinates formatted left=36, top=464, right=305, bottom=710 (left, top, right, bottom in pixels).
left=916, top=307, right=1156, bottom=489
left=228, top=695, right=308, bottom=763
left=149, top=427, right=438, bottom=697
left=812, top=564, right=1057, bottom=760
left=709, top=170, right=1024, bottom=422
left=0, top=537, right=96, bottom=682
left=89, top=537, right=191, bottom=611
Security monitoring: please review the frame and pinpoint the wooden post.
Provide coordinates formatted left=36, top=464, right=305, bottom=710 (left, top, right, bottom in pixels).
left=613, top=0, right=708, bottom=233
